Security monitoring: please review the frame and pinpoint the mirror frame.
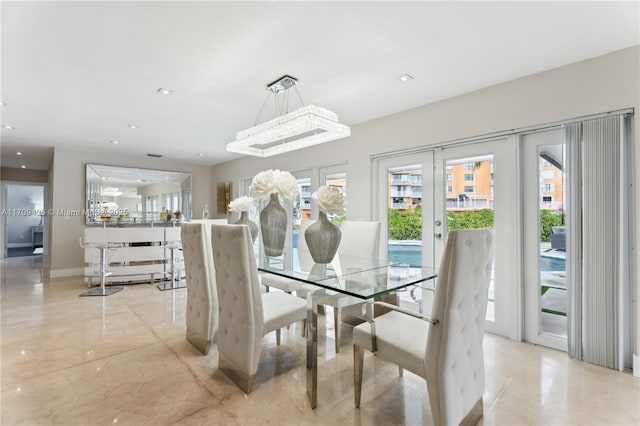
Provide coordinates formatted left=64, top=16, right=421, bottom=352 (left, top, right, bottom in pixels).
left=85, top=164, right=192, bottom=225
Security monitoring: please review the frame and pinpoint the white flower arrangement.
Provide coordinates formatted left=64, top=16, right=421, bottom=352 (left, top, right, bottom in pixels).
left=228, top=196, right=254, bottom=213
left=250, top=169, right=298, bottom=201
left=312, top=185, right=347, bottom=215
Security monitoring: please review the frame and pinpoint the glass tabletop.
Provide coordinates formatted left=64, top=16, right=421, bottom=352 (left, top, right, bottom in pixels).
left=259, top=249, right=438, bottom=299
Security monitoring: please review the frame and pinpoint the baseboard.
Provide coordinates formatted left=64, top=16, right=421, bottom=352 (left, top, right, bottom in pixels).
left=634, top=354, right=640, bottom=378
left=50, top=268, right=83, bottom=278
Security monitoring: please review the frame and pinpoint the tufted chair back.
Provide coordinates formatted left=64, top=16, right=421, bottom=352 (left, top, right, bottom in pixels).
left=425, top=228, right=495, bottom=426
left=180, top=220, right=225, bottom=355
left=338, top=221, right=381, bottom=258
left=211, top=224, right=265, bottom=378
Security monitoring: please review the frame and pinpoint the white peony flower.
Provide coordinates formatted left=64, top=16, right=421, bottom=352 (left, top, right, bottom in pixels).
left=312, top=185, right=347, bottom=215
left=274, top=170, right=299, bottom=201
left=250, top=169, right=276, bottom=198
left=228, top=196, right=254, bottom=213
left=249, top=169, right=299, bottom=200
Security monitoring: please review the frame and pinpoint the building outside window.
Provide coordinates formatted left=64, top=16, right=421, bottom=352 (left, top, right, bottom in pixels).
left=464, top=173, right=474, bottom=181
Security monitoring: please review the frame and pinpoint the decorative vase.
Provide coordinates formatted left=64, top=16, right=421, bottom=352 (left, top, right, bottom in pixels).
left=260, top=193, right=287, bottom=256
left=233, top=211, right=258, bottom=243
left=305, top=211, right=342, bottom=263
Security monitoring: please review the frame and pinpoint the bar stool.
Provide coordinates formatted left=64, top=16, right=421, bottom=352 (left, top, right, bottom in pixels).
left=79, top=239, right=124, bottom=297
left=157, top=241, right=185, bottom=291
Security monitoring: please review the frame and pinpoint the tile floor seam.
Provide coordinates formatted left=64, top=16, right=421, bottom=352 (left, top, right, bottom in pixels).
left=162, top=339, right=218, bottom=400
left=124, top=294, right=222, bottom=401
left=486, top=377, right=512, bottom=413
left=169, top=401, right=240, bottom=425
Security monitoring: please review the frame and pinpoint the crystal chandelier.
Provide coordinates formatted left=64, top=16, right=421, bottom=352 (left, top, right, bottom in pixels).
left=226, top=75, right=350, bottom=157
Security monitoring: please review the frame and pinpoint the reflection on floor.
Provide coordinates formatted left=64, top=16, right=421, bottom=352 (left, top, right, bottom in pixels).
left=1, top=255, right=638, bottom=425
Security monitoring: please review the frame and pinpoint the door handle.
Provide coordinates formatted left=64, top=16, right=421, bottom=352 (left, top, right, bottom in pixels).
left=435, top=233, right=442, bottom=239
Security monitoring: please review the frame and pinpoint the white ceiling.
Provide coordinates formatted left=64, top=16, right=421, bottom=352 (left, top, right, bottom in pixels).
left=1, top=1, right=638, bottom=170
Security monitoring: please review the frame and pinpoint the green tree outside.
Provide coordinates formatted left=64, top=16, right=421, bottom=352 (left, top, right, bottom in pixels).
left=388, top=207, right=563, bottom=241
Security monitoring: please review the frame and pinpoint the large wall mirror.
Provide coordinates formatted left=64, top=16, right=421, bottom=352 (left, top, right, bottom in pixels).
left=86, top=164, right=192, bottom=225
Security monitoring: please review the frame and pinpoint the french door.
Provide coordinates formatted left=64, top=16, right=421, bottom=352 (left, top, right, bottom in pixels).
left=376, top=138, right=518, bottom=338
left=522, top=128, right=568, bottom=351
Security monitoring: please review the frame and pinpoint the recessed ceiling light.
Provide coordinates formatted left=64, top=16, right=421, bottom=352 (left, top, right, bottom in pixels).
left=110, top=140, right=119, bottom=145
left=127, top=124, right=137, bottom=129
left=399, top=74, right=414, bottom=82
left=157, top=88, right=173, bottom=95
left=20, top=165, right=26, bottom=169
left=16, top=151, right=22, bottom=156
left=2, top=125, right=15, bottom=130
left=198, top=153, right=204, bottom=157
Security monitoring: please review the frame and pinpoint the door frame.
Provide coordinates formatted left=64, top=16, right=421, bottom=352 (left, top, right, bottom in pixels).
left=1, top=181, right=49, bottom=259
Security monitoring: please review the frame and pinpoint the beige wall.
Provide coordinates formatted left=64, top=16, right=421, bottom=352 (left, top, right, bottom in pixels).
left=1, top=167, right=49, bottom=183
left=50, top=147, right=214, bottom=274
left=212, top=46, right=639, bottom=220
left=210, top=46, right=639, bottom=356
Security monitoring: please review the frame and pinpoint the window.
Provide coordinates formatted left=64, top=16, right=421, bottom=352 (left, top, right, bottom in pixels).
left=446, top=173, right=453, bottom=181
left=464, top=173, right=474, bottom=181
left=543, top=183, right=554, bottom=192
left=542, top=196, right=552, bottom=203
left=447, top=185, right=453, bottom=193
left=542, top=170, right=554, bottom=179
left=464, top=185, right=474, bottom=192
left=464, top=163, right=474, bottom=169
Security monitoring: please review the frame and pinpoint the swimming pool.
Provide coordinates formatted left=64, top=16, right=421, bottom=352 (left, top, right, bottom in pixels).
left=540, top=256, right=566, bottom=272
left=388, top=243, right=566, bottom=271
left=388, top=244, right=422, bottom=266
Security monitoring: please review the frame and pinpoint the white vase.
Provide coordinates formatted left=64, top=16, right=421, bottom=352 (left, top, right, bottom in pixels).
left=233, top=211, right=258, bottom=243
left=260, top=193, right=287, bottom=256
left=304, top=211, right=341, bottom=263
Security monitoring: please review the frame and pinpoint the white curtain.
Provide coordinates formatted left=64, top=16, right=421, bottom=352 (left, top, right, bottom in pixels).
left=566, top=114, right=631, bottom=370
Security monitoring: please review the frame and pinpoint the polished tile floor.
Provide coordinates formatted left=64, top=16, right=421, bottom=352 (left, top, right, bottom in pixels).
left=1, top=255, right=638, bottom=425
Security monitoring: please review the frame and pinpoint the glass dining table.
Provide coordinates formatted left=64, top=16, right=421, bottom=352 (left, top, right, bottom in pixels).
left=258, top=248, right=438, bottom=409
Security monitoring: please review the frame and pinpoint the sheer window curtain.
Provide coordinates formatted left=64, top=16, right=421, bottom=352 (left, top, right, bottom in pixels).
left=566, top=114, right=633, bottom=370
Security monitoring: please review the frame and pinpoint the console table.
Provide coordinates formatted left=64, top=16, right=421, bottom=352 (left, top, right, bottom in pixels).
left=83, top=226, right=182, bottom=287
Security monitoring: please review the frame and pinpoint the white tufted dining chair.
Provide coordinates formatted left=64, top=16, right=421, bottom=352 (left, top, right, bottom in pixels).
left=211, top=224, right=307, bottom=394
left=180, top=220, right=226, bottom=355
left=352, top=228, right=495, bottom=426
left=328, top=220, right=381, bottom=353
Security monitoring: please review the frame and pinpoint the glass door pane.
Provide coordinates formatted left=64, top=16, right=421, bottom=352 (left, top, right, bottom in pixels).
left=538, top=145, right=567, bottom=337
left=386, top=164, right=423, bottom=266
left=293, top=176, right=311, bottom=250
left=324, top=171, right=347, bottom=224
left=443, top=155, right=495, bottom=322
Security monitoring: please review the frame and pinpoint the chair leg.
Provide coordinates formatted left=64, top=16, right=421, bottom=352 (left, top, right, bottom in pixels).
left=427, top=381, right=442, bottom=426
left=276, top=328, right=281, bottom=346
left=334, top=306, right=342, bottom=353
left=301, top=319, right=307, bottom=337
left=353, top=344, right=364, bottom=407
